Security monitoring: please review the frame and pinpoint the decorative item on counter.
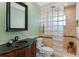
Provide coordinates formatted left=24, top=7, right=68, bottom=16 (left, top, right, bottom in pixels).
left=7, top=39, right=14, bottom=47
left=9, top=39, right=14, bottom=44
left=6, top=42, right=12, bottom=47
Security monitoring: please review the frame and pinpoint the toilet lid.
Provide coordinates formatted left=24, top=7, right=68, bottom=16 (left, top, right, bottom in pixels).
left=42, top=47, right=54, bottom=51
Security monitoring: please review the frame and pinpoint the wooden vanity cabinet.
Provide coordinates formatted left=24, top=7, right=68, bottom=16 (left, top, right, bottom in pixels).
left=0, top=41, right=36, bottom=57
left=31, top=41, right=36, bottom=57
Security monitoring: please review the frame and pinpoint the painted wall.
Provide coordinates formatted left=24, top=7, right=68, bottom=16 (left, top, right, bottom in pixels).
left=0, top=2, right=41, bottom=45
left=63, top=5, right=77, bottom=54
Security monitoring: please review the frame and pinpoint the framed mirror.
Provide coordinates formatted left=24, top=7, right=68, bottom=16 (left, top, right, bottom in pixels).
left=6, top=2, right=28, bottom=32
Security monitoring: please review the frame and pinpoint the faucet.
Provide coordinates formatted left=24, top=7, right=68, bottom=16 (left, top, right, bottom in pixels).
left=14, top=36, right=19, bottom=41
left=7, top=36, right=19, bottom=47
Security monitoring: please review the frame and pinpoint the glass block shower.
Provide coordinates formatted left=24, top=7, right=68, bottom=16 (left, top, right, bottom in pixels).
left=40, top=3, right=66, bottom=41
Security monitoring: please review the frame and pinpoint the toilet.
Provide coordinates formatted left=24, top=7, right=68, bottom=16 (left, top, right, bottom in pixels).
left=36, top=38, right=54, bottom=57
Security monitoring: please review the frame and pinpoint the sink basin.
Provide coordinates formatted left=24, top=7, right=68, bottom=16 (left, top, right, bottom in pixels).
left=12, top=40, right=27, bottom=47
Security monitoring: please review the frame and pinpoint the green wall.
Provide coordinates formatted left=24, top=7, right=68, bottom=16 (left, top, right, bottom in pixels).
left=0, top=2, right=40, bottom=45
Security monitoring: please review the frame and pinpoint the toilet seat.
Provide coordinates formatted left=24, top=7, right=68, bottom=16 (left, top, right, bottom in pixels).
left=42, top=47, right=54, bottom=52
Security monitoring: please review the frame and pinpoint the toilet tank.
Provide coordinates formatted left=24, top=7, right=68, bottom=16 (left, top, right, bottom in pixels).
left=36, top=38, right=44, bottom=49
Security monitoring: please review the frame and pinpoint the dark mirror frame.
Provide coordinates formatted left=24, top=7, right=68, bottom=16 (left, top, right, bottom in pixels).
left=6, top=2, right=28, bottom=32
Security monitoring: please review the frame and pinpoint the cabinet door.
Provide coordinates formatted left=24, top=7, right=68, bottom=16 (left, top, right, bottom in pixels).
left=31, top=41, right=36, bottom=57
left=16, top=48, right=25, bottom=57
left=16, top=47, right=31, bottom=57
left=1, top=50, right=17, bottom=57
left=25, top=46, right=31, bottom=57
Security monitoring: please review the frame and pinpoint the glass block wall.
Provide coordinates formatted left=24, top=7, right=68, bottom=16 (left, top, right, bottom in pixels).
left=40, top=4, right=66, bottom=41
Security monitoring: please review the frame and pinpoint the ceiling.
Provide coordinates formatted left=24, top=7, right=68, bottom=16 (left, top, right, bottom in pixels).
left=36, top=2, right=76, bottom=7
left=36, top=2, right=50, bottom=6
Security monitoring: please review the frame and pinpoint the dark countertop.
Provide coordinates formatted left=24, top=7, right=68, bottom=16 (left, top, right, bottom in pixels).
left=0, top=37, right=37, bottom=55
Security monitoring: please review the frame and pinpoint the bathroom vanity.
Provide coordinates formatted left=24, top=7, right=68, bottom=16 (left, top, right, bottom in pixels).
left=0, top=38, right=36, bottom=57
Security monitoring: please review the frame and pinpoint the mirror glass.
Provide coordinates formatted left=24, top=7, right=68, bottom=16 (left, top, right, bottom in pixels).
left=11, top=3, right=25, bottom=28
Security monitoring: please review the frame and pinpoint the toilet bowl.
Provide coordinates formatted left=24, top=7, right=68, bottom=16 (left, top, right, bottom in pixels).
left=36, top=38, right=54, bottom=57
left=42, top=47, right=54, bottom=56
